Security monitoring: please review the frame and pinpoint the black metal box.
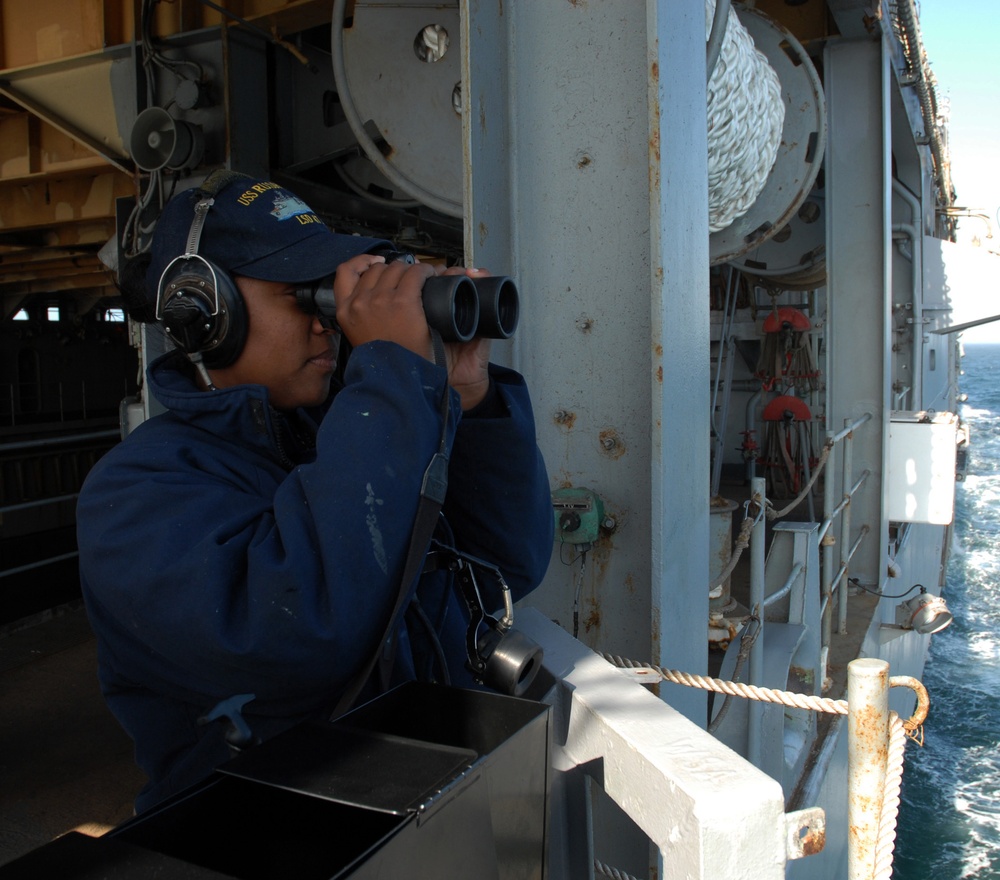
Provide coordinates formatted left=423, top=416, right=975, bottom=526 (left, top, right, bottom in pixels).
left=1, top=683, right=550, bottom=880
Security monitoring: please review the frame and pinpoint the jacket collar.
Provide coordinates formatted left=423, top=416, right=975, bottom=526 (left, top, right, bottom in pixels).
left=147, top=351, right=319, bottom=467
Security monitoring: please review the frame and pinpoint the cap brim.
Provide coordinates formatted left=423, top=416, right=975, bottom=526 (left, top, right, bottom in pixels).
left=232, top=232, right=391, bottom=283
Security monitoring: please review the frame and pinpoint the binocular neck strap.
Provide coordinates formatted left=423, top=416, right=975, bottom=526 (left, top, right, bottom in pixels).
left=331, top=330, right=451, bottom=716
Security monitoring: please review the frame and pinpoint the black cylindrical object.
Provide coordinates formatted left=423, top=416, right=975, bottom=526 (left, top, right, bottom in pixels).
left=471, top=275, right=519, bottom=339
left=419, top=275, right=480, bottom=342
left=297, top=272, right=518, bottom=343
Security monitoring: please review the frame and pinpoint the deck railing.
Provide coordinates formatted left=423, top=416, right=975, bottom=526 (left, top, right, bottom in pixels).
left=819, top=413, right=873, bottom=655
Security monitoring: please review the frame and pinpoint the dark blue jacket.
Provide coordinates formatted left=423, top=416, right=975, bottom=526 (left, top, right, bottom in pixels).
left=77, top=341, right=552, bottom=811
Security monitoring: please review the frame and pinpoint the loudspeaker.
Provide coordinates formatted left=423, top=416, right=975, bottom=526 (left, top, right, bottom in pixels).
left=155, top=173, right=251, bottom=369
left=131, top=107, right=204, bottom=172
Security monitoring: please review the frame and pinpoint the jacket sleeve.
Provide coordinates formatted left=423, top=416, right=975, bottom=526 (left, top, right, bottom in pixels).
left=78, top=342, right=462, bottom=715
left=443, top=364, right=554, bottom=603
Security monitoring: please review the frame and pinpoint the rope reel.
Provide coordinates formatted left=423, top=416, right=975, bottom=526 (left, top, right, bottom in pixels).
left=704, top=0, right=785, bottom=234
left=711, top=6, right=826, bottom=265
left=755, top=305, right=819, bottom=393
left=734, top=183, right=827, bottom=289
left=760, top=395, right=816, bottom=500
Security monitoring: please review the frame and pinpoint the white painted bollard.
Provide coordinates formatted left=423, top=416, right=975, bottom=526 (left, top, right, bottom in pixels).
left=847, top=657, right=890, bottom=880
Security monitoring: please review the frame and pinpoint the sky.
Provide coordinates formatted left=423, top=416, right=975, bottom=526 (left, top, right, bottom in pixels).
left=917, top=0, right=1000, bottom=343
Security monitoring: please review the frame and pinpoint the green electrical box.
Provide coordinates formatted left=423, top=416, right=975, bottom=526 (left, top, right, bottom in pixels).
left=552, top=487, right=605, bottom=545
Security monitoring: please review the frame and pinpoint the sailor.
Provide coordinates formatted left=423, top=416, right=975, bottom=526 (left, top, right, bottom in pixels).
left=77, top=171, right=553, bottom=812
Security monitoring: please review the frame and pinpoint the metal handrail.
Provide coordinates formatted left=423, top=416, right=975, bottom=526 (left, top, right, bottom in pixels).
left=0, top=429, right=120, bottom=454
left=815, top=413, right=875, bottom=663
left=0, top=493, right=79, bottom=515
left=0, top=551, right=79, bottom=579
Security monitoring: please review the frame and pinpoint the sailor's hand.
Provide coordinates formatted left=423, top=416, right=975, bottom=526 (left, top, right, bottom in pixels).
left=333, top=254, right=434, bottom=360
left=440, top=267, right=492, bottom=410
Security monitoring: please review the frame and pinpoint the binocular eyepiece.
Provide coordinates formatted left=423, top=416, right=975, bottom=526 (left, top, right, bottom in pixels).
left=296, top=251, right=519, bottom=343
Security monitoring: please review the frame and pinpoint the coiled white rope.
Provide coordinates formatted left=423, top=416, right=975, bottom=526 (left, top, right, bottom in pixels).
left=705, top=0, right=785, bottom=232
left=599, top=655, right=927, bottom=880
left=872, top=713, right=907, bottom=880
left=594, top=859, right=642, bottom=880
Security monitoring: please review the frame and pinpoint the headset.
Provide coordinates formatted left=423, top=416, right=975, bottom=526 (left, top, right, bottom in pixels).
left=155, top=170, right=253, bottom=371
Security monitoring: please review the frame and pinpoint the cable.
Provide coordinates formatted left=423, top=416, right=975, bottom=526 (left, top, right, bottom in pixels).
left=406, top=599, right=451, bottom=686
left=705, top=0, right=731, bottom=81
left=850, top=578, right=926, bottom=601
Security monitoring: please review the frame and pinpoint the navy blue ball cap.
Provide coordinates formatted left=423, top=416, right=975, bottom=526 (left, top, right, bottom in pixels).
left=146, top=175, right=389, bottom=292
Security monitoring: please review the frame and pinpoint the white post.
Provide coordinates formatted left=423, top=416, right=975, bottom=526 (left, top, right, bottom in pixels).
left=847, top=657, right=889, bottom=880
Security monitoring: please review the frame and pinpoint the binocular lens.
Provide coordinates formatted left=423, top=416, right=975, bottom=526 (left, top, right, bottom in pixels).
left=422, top=275, right=480, bottom=343
left=473, top=276, right=519, bottom=340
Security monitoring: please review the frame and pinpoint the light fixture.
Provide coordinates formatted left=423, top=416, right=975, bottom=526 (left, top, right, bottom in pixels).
left=900, top=592, right=953, bottom=634
left=879, top=587, right=953, bottom=643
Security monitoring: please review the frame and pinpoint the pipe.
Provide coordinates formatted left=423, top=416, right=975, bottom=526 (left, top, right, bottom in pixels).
left=838, top=422, right=856, bottom=635
left=0, top=429, right=120, bottom=454
left=893, top=177, right=925, bottom=408
left=706, top=0, right=731, bottom=82
left=744, top=388, right=762, bottom=482
left=747, top=477, right=766, bottom=767
left=762, top=562, right=803, bottom=608
left=821, top=429, right=835, bottom=659
left=847, top=658, right=889, bottom=880
left=0, top=551, right=79, bottom=579
left=894, top=0, right=953, bottom=206
left=0, top=493, right=78, bottom=516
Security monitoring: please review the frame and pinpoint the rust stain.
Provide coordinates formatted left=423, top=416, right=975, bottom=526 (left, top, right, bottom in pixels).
left=654, top=343, right=663, bottom=357
left=576, top=315, right=594, bottom=333
left=576, top=152, right=592, bottom=169
left=478, top=220, right=488, bottom=247
left=853, top=703, right=890, bottom=763
left=800, top=827, right=825, bottom=856
left=583, top=601, right=601, bottom=633
left=553, top=409, right=576, bottom=430
left=590, top=544, right=611, bottom=579
left=624, top=573, right=635, bottom=596
left=598, top=428, right=626, bottom=460
left=656, top=364, right=663, bottom=384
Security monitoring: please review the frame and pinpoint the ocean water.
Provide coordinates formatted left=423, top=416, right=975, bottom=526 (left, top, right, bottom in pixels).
left=894, top=342, right=1000, bottom=880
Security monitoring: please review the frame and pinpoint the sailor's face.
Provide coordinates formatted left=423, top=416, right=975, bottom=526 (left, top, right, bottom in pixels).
left=208, top=276, right=337, bottom=410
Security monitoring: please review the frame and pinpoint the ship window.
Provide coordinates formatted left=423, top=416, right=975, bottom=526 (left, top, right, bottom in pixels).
left=103, top=308, right=125, bottom=323
left=13, top=309, right=28, bottom=321
left=46, top=306, right=60, bottom=322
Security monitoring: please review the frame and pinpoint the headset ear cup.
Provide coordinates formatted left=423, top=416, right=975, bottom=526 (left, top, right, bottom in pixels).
left=200, top=268, right=246, bottom=369
left=157, top=257, right=247, bottom=369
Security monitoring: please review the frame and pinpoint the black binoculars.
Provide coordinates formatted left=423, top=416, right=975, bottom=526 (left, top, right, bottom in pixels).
left=295, top=251, right=519, bottom=343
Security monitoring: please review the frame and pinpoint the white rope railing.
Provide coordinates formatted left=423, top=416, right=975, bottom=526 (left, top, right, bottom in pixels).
left=597, top=655, right=927, bottom=880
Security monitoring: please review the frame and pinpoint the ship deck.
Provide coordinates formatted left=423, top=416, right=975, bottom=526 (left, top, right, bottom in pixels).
left=0, top=605, right=142, bottom=867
